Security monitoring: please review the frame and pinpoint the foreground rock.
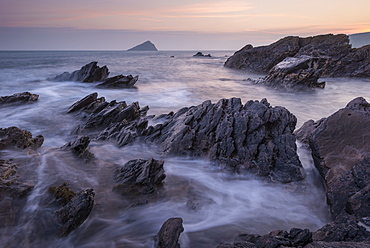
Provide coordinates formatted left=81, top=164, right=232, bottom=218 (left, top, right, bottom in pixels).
left=225, top=34, right=370, bottom=77
left=218, top=219, right=370, bottom=247
left=0, top=92, right=39, bottom=105
left=97, top=74, right=138, bottom=88
left=114, top=158, right=166, bottom=195
left=51, top=62, right=109, bottom=82
left=0, top=127, right=41, bottom=227
left=55, top=188, right=95, bottom=237
left=62, top=136, right=93, bottom=161
left=0, top=126, right=44, bottom=150
left=0, top=159, right=34, bottom=227
left=248, top=55, right=327, bottom=90
left=141, top=98, right=304, bottom=183
left=69, top=94, right=304, bottom=183
left=155, top=218, right=184, bottom=248
left=295, top=97, right=370, bottom=222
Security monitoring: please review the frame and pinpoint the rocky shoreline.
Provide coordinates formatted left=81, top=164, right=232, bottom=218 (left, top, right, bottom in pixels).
left=1, top=34, right=370, bottom=247
left=1, top=92, right=370, bottom=247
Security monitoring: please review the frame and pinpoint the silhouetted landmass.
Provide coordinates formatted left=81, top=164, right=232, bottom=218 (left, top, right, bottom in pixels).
left=349, top=32, right=370, bottom=48
left=127, top=41, right=158, bottom=51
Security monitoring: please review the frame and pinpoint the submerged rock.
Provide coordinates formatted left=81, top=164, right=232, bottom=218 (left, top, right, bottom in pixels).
left=0, top=126, right=44, bottom=150
left=55, top=188, right=95, bottom=237
left=155, top=218, right=184, bottom=248
left=51, top=61, right=109, bottom=82
left=225, top=34, right=370, bottom=78
left=295, top=97, right=370, bottom=221
left=0, top=159, right=34, bottom=227
left=97, top=74, right=139, bottom=88
left=0, top=92, right=39, bottom=105
left=114, top=158, right=166, bottom=195
left=249, top=55, right=327, bottom=90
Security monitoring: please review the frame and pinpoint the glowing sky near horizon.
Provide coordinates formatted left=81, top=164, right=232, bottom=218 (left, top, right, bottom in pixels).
left=1, top=0, right=369, bottom=50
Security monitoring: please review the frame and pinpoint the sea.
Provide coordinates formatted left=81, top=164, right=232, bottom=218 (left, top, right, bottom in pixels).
left=0, top=50, right=370, bottom=247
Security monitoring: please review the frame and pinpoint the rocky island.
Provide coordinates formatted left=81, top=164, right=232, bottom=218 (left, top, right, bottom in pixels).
left=127, top=40, right=158, bottom=51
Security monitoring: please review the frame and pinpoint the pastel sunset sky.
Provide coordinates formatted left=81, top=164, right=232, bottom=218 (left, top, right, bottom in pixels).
left=1, top=0, right=369, bottom=50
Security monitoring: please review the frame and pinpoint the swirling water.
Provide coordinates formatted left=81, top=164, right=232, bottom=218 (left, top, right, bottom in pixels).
left=1, top=50, right=370, bottom=247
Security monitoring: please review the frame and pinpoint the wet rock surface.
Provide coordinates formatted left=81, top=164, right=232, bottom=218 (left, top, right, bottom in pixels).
left=155, top=217, right=184, bottom=248
left=97, top=74, right=139, bottom=88
left=62, top=136, right=93, bottom=161
left=248, top=55, right=327, bottom=90
left=142, top=98, right=304, bottom=183
left=51, top=61, right=109, bottom=82
left=55, top=188, right=95, bottom=237
left=0, top=126, right=44, bottom=151
left=114, top=158, right=166, bottom=195
left=225, top=34, right=370, bottom=77
left=69, top=94, right=304, bottom=183
left=0, top=92, right=39, bottom=105
left=217, top=220, right=370, bottom=248
left=295, top=97, right=370, bottom=221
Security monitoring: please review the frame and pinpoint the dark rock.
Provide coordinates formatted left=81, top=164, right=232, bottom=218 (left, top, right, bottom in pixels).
left=0, top=92, right=39, bottom=105
left=225, top=35, right=301, bottom=73
left=67, top=92, right=98, bottom=113
left=155, top=217, right=184, bottom=248
left=142, top=98, right=304, bottom=183
left=295, top=97, right=370, bottom=220
left=62, top=136, right=93, bottom=161
left=0, top=126, right=44, bottom=150
left=220, top=228, right=311, bottom=248
left=114, top=158, right=166, bottom=195
left=67, top=93, right=146, bottom=132
left=51, top=62, right=109, bottom=82
left=68, top=95, right=303, bottom=183
left=225, top=34, right=370, bottom=77
left=0, top=159, right=34, bottom=227
left=249, top=55, right=327, bottom=90
left=193, top=52, right=212, bottom=57
left=127, top=40, right=158, bottom=51
left=312, top=219, right=370, bottom=242
left=305, top=241, right=370, bottom=248
left=55, top=188, right=95, bottom=237
left=97, top=74, right=139, bottom=88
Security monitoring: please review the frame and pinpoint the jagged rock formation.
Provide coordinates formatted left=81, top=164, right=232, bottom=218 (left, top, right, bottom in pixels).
left=114, top=158, right=166, bottom=195
left=51, top=62, right=109, bottom=82
left=68, top=94, right=304, bottom=183
left=295, top=97, right=370, bottom=222
left=217, top=219, right=370, bottom=248
left=155, top=218, right=184, bottom=248
left=62, top=136, right=93, bottom=161
left=0, top=126, right=44, bottom=150
left=0, top=92, right=39, bottom=105
left=55, top=188, right=95, bottom=237
left=225, top=34, right=370, bottom=77
left=248, top=55, right=327, bottom=90
left=127, top=41, right=158, bottom=51
left=97, top=74, right=138, bottom=88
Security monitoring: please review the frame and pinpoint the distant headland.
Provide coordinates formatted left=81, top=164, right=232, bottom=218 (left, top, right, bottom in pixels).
left=127, top=40, right=158, bottom=51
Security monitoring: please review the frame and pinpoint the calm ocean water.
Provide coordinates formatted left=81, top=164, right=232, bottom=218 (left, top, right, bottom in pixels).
left=1, top=50, right=370, bottom=247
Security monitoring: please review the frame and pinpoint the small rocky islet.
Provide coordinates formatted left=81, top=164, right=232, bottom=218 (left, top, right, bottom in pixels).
left=1, top=33, right=370, bottom=247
